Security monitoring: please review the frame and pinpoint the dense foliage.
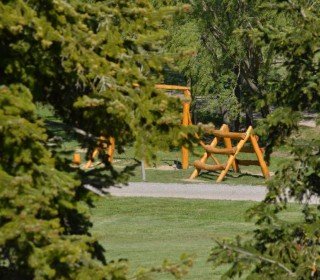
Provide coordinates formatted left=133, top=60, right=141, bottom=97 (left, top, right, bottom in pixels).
left=0, top=0, right=193, bottom=278
left=0, top=84, right=109, bottom=279
left=209, top=1, right=320, bottom=279
left=166, top=0, right=280, bottom=127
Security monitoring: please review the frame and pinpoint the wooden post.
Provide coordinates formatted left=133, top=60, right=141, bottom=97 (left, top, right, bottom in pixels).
left=107, top=137, right=115, bottom=162
left=73, top=153, right=81, bottom=165
left=182, top=101, right=190, bottom=170
left=250, top=135, right=270, bottom=179
left=182, top=89, right=191, bottom=170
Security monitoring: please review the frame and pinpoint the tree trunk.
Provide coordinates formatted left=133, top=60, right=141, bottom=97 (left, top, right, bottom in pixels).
left=245, top=107, right=254, bottom=127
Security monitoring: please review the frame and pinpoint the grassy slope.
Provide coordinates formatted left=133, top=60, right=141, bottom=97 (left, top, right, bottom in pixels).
left=92, top=197, right=301, bottom=279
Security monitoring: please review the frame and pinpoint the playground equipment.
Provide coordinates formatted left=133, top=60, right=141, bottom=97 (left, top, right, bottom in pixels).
left=84, top=136, right=115, bottom=169
left=73, top=84, right=192, bottom=169
left=190, top=124, right=270, bottom=182
left=73, top=136, right=115, bottom=168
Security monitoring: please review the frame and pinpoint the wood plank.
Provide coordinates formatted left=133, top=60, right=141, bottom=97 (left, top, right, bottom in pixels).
left=223, top=125, right=239, bottom=172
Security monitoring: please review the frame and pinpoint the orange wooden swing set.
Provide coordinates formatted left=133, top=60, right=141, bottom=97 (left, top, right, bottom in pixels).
left=73, top=84, right=192, bottom=170
left=73, top=84, right=270, bottom=182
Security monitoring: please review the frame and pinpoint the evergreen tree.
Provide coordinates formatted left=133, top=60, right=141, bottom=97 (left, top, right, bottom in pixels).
left=0, top=0, right=193, bottom=278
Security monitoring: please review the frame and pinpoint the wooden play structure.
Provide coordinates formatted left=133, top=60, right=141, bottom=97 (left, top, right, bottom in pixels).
left=189, top=124, right=270, bottom=182
left=72, top=136, right=115, bottom=168
left=73, top=84, right=192, bottom=169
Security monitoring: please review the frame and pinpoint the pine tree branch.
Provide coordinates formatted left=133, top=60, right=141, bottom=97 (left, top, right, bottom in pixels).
left=215, top=240, right=296, bottom=277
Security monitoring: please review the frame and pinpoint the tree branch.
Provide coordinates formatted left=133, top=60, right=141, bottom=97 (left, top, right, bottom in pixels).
left=215, top=240, right=296, bottom=277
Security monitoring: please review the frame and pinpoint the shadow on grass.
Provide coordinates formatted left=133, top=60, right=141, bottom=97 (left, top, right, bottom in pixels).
left=197, top=171, right=266, bottom=185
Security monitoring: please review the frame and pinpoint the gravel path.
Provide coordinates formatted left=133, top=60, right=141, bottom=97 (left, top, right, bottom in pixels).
left=108, top=182, right=267, bottom=202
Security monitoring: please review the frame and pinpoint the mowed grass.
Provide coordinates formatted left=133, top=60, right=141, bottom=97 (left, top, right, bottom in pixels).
left=92, top=197, right=301, bottom=279
left=112, top=146, right=287, bottom=185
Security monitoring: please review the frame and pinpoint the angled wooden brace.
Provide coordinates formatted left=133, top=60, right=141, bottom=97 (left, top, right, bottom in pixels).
left=250, top=135, right=270, bottom=179
left=216, top=126, right=253, bottom=182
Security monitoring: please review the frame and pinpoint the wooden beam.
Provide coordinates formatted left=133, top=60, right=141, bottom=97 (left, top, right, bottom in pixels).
left=155, top=84, right=190, bottom=91
left=107, top=137, right=115, bottom=162
left=250, top=135, right=270, bottom=179
left=181, top=100, right=190, bottom=170
left=193, top=161, right=225, bottom=172
left=201, top=127, right=246, bottom=140
left=203, top=146, right=236, bottom=155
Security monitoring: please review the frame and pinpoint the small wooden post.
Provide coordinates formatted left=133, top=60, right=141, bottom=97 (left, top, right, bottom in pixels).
left=73, top=153, right=81, bottom=165
left=107, top=137, right=115, bottom=162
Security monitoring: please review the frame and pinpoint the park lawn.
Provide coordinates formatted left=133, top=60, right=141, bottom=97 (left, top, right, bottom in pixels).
left=92, top=197, right=302, bottom=280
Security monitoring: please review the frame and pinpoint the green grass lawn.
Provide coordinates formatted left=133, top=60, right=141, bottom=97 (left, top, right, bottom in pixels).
left=112, top=147, right=287, bottom=185
left=92, top=197, right=301, bottom=279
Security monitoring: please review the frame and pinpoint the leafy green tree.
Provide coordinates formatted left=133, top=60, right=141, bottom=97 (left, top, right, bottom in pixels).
left=165, top=0, right=280, bottom=127
left=0, top=0, right=194, bottom=278
left=209, top=1, right=320, bottom=278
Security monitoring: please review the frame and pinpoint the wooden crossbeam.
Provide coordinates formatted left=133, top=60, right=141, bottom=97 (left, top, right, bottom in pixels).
left=201, top=127, right=246, bottom=140
left=193, top=161, right=225, bottom=171
left=203, top=146, right=236, bottom=155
